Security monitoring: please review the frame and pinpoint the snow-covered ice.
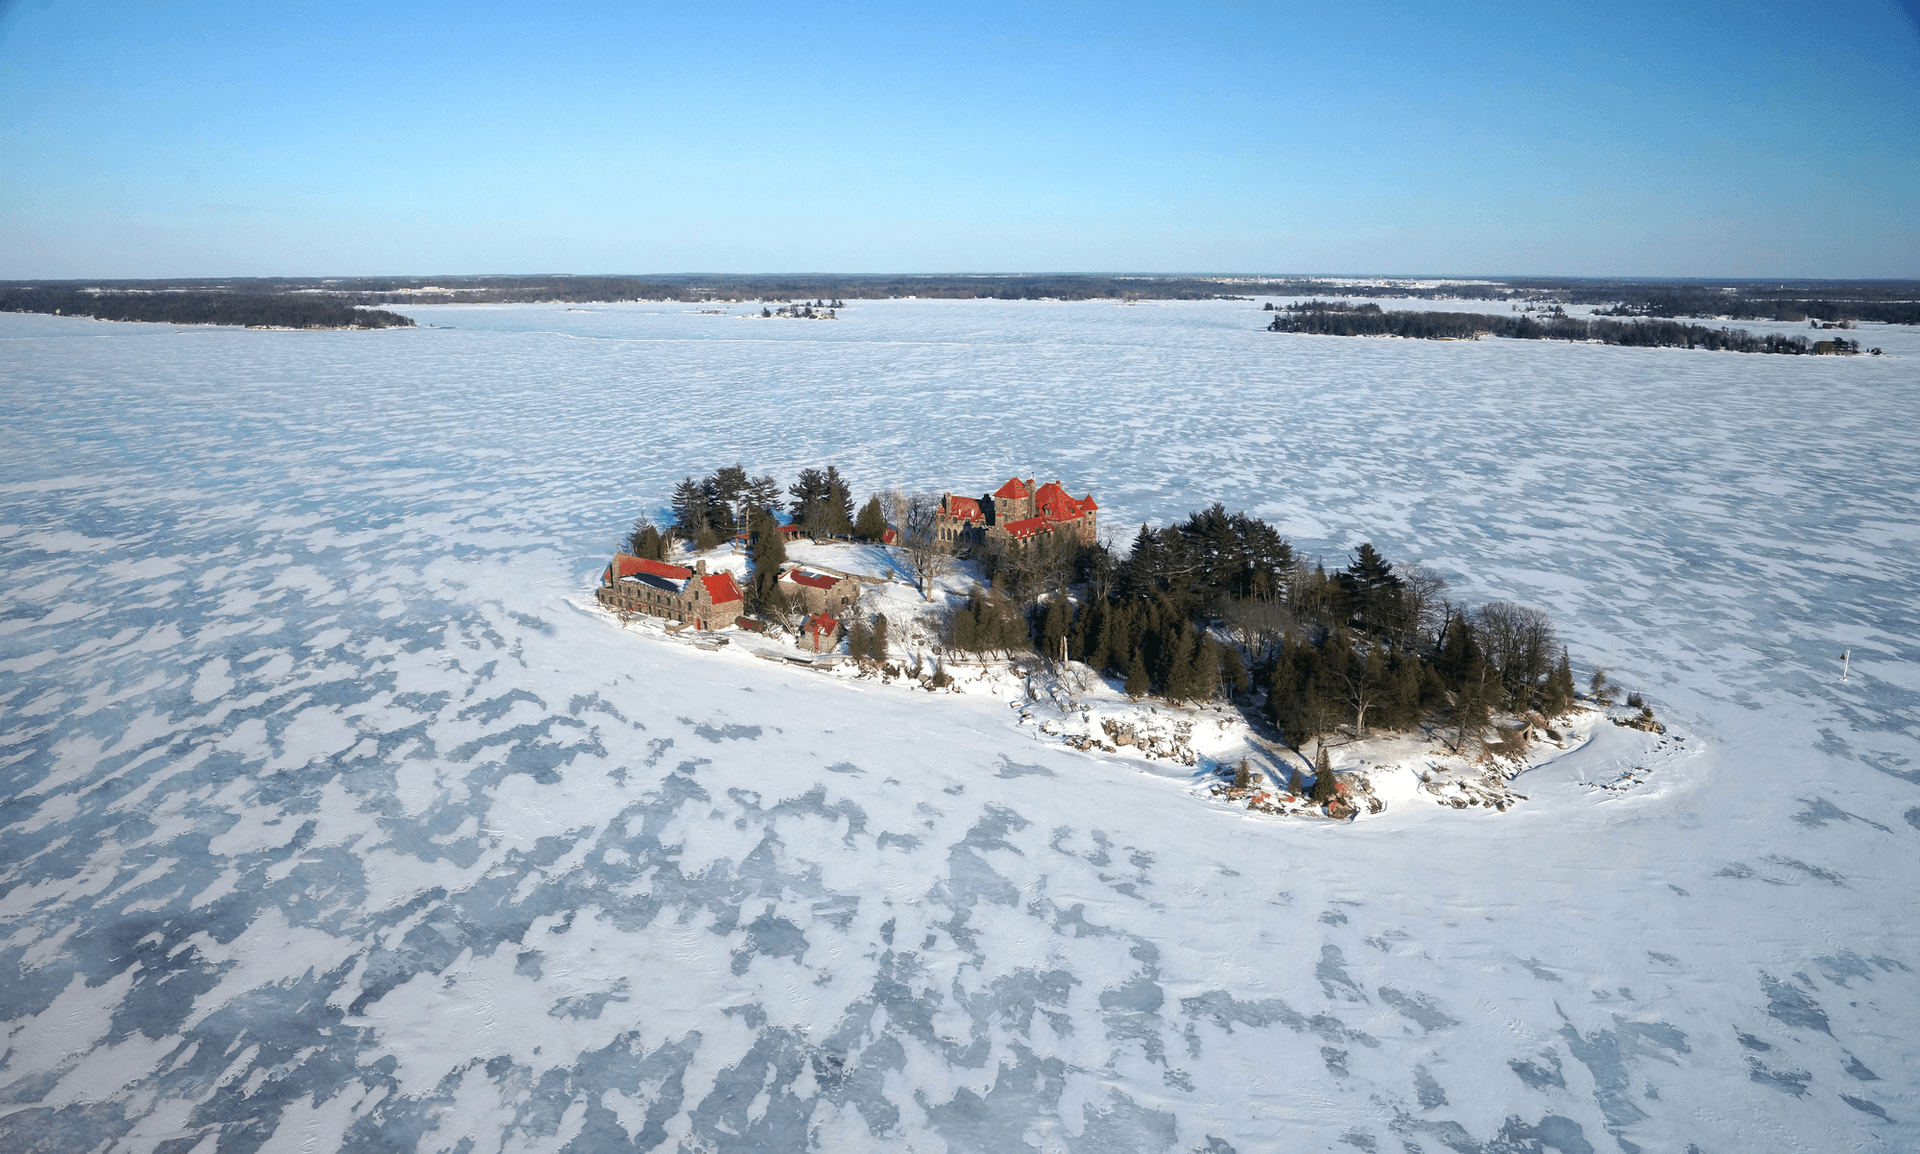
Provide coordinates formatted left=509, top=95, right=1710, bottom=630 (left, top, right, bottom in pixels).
left=1, top=299, right=1916, bottom=1152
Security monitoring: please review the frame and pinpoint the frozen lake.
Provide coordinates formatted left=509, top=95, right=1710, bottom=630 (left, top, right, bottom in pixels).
left=2, top=299, right=1916, bottom=1152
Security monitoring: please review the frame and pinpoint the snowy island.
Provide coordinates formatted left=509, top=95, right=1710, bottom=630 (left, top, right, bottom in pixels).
left=593, top=466, right=1671, bottom=822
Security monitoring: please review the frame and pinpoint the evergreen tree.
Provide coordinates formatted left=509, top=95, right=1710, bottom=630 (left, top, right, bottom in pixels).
left=1288, top=767, right=1305, bottom=796
left=1125, top=649, right=1150, bottom=699
left=1543, top=646, right=1577, bottom=716
left=744, top=473, right=784, bottom=517
left=670, top=477, right=710, bottom=541
left=1339, top=542, right=1403, bottom=637
left=1042, top=596, right=1070, bottom=663
left=1384, top=649, right=1422, bottom=729
left=710, top=464, right=750, bottom=528
left=872, top=614, right=890, bottom=664
left=846, top=616, right=873, bottom=661
left=746, top=509, right=788, bottom=615
left=823, top=467, right=856, bottom=536
left=854, top=495, right=888, bottom=541
left=1118, top=524, right=1161, bottom=599
left=1435, top=611, right=1484, bottom=692
left=787, top=468, right=829, bottom=535
left=1312, top=745, right=1337, bottom=804
left=625, top=518, right=667, bottom=561
left=1220, top=644, right=1250, bottom=699
left=694, top=525, right=720, bottom=552
left=1190, top=633, right=1219, bottom=702
left=1161, top=624, right=1196, bottom=702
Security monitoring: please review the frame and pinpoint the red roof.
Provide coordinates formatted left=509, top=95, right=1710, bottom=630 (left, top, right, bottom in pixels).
left=614, top=555, right=692, bottom=581
left=1033, top=481, right=1099, bottom=522
left=784, top=569, right=839, bottom=590
left=944, top=495, right=986, bottom=522
left=807, top=612, right=839, bottom=634
left=702, top=572, right=742, bottom=604
left=1001, top=516, right=1052, bottom=539
left=993, top=477, right=1030, bottom=500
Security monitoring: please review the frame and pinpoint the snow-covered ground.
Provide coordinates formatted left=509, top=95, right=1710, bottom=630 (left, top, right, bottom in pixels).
left=1, top=299, right=1916, bottom=1152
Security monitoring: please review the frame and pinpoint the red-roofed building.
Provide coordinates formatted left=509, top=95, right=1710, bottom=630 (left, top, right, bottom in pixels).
left=802, top=612, right=840, bottom=653
left=934, top=474, right=1099, bottom=551
left=778, top=567, right=859, bottom=615
left=598, top=554, right=743, bottom=631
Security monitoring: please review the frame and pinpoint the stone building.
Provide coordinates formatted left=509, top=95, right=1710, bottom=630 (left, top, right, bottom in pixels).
left=778, top=567, right=860, bottom=616
left=597, top=555, right=744, bottom=631
left=935, top=476, right=1099, bottom=551
left=802, top=612, right=840, bottom=653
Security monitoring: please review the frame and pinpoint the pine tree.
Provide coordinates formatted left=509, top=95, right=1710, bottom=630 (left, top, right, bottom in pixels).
left=846, top=616, right=872, bottom=661
left=1539, top=646, right=1575, bottom=716
left=1288, top=766, right=1305, bottom=796
left=710, top=464, right=750, bottom=527
left=745, top=473, right=784, bottom=517
left=670, top=477, right=710, bottom=541
left=746, top=509, right=788, bottom=614
left=854, top=495, right=888, bottom=541
left=625, top=518, right=667, bottom=562
left=823, top=466, right=855, bottom=536
left=1124, top=649, right=1150, bottom=699
left=1312, top=745, right=1336, bottom=804
left=1042, top=597, right=1070, bottom=663
left=1190, top=633, right=1219, bottom=702
left=1161, top=624, right=1196, bottom=702
left=1220, top=644, right=1249, bottom=699
left=872, top=614, right=889, bottom=664
left=1088, top=604, right=1114, bottom=673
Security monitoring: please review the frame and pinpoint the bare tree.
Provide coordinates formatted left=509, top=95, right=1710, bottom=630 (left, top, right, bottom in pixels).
left=1332, top=641, right=1390, bottom=739
left=1398, top=564, right=1450, bottom=648
left=1475, top=601, right=1557, bottom=705
left=897, top=492, right=950, bottom=601
left=1222, top=596, right=1294, bottom=666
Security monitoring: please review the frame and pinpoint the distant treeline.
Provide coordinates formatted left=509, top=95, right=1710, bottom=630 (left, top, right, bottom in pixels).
left=8, top=273, right=1912, bottom=322
left=0, top=287, right=413, bottom=329
left=1266, top=301, right=1850, bottom=354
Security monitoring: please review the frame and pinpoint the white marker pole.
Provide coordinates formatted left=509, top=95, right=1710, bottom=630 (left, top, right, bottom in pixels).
left=1841, top=650, right=1849, bottom=682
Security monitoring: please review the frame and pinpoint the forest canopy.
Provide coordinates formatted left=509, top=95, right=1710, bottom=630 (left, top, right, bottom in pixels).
left=0, top=287, right=413, bottom=329
left=1266, top=300, right=1850, bottom=355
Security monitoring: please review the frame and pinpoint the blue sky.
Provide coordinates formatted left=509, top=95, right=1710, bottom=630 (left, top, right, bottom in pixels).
left=1, top=0, right=1915, bottom=278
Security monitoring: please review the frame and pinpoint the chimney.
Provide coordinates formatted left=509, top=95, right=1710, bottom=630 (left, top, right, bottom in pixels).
left=696, top=559, right=708, bottom=575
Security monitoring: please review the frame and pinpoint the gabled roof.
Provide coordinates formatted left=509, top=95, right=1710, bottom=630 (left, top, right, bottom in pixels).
left=1001, top=516, right=1053, bottom=539
left=614, top=555, right=692, bottom=581
left=702, top=572, right=743, bottom=604
left=1033, top=481, right=1099, bottom=522
left=993, top=477, right=1030, bottom=500
left=782, top=568, right=841, bottom=590
left=807, top=612, right=839, bottom=633
left=944, top=495, right=986, bottom=522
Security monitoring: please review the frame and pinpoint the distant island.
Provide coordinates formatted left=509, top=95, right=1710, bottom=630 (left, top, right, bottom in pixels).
left=3, top=273, right=1912, bottom=333
left=0, top=286, right=412, bottom=330
left=1266, top=300, right=1873, bottom=355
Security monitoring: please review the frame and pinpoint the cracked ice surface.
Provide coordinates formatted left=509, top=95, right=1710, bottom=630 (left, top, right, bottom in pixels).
left=0, top=300, right=1916, bottom=1153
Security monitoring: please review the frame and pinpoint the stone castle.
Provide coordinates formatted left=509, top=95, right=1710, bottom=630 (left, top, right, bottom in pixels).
left=935, top=476, right=1098, bottom=551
